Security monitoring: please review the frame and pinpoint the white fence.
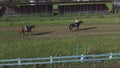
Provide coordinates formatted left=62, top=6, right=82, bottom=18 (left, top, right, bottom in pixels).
left=0, top=53, right=120, bottom=67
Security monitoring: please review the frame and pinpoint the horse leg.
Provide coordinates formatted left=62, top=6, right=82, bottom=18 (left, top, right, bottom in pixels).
left=23, top=31, right=28, bottom=36
left=70, top=27, right=73, bottom=31
left=20, top=28, right=26, bottom=36
left=69, top=25, right=71, bottom=31
left=26, top=32, right=29, bottom=36
left=30, top=31, right=34, bottom=35
left=77, top=26, right=79, bottom=31
left=74, top=27, right=78, bottom=31
left=22, top=31, right=25, bottom=36
left=69, top=25, right=73, bottom=31
left=69, top=28, right=72, bottom=31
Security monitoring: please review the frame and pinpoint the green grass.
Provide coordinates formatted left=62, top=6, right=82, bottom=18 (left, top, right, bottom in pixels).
left=1, top=16, right=120, bottom=27
left=0, top=35, right=120, bottom=59
left=106, top=3, right=112, bottom=11
left=0, top=35, right=120, bottom=68
left=53, top=4, right=58, bottom=9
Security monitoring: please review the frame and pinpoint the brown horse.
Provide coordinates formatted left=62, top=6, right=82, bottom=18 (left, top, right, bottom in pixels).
left=19, top=25, right=35, bottom=35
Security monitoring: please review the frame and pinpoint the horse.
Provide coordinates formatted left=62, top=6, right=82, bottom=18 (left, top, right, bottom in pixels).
left=19, top=25, right=35, bottom=36
left=69, top=21, right=83, bottom=31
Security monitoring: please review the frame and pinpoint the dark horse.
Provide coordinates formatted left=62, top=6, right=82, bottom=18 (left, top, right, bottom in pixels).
left=19, top=25, right=35, bottom=35
left=69, top=21, right=83, bottom=31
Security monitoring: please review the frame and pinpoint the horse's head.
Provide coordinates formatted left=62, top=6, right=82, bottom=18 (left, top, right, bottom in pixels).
left=30, top=25, right=35, bottom=28
left=79, top=21, right=83, bottom=24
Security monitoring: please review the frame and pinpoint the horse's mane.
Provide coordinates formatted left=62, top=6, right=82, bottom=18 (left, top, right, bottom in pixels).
left=30, top=25, right=35, bottom=28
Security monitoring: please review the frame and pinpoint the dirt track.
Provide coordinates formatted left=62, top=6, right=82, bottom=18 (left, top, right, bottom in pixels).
left=0, top=24, right=120, bottom=38
left=32, top=24, right=120, bottom=37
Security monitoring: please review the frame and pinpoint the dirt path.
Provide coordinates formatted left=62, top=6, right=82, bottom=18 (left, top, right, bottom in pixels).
left=32, top=24, right=120, bottom=37
left=0, top=24, right=120, bottom=38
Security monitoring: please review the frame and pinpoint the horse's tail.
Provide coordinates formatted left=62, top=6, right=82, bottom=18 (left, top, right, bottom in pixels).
left=19, top=28, right=24, bottom=32
left=69, top=24, right=72, bottom=31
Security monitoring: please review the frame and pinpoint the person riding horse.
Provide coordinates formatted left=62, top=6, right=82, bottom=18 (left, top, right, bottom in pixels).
left=24, top=23, right=28, bottom=31
left=74, top=18, right=79, bottom=26
left=69, top=18, right=83, bottom=31
left=19, top=24, right=35, bottom=36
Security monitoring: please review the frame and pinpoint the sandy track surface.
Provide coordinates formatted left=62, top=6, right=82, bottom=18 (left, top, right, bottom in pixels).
left=0, top=24, right=120, bottom=39
left=33, top=24, right=120, bottom=37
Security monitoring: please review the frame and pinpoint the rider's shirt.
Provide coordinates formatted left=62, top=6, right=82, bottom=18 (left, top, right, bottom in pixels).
left=75, top=19, right=78, bottom=23
left=74, top=19, right=79, bottom=26
left=24, top=23, right=28, bottom=31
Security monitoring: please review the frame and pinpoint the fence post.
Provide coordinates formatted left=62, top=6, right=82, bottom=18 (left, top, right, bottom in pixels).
left=109, top=53, right=113, bottom=59
left=50, top=56, right=53, bottom=64
left=18, top=58, right=21, bottom=66
left=80, top=54, right=84, bottom=63
left=50, top=56, right=53, bottom=68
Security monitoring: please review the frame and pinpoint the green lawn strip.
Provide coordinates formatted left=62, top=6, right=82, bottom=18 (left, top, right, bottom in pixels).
left=0, top=35, right=120, bottom=59
left=0, top=17, right=120, bottom=27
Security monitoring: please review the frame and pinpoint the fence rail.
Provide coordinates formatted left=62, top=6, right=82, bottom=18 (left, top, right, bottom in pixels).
left=0, top=53, right=120, bottom=67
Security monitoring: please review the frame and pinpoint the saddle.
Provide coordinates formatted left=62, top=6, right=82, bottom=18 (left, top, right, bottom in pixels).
left=74, top=22, right=78, bottom=26
left=24, top=27, right=29, bottom=32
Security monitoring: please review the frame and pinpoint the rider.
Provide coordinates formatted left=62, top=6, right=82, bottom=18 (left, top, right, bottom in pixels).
left=24, top=22, right=28, bottom=31
left=74, top=18, right=79, bottom=26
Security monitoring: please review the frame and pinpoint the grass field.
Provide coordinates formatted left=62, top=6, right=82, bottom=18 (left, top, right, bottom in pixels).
left=0, top=16, right=120, bottom=68
left=1, top=16, right=120, bottom=27
left=1, top=35, right=120, bottom=58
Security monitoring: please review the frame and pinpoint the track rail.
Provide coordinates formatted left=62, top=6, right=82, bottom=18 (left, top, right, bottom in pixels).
left=0, top=53, right=120, bottom=66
